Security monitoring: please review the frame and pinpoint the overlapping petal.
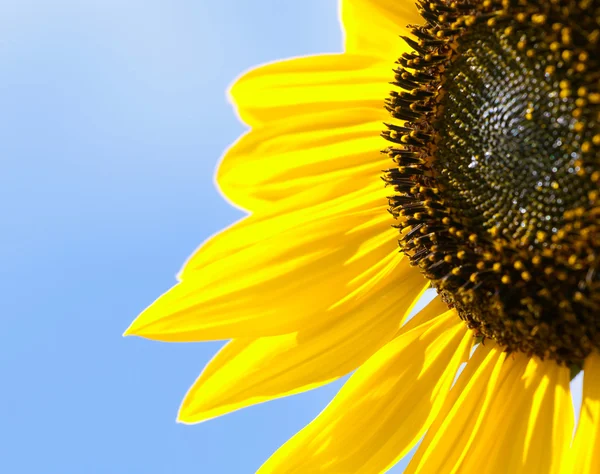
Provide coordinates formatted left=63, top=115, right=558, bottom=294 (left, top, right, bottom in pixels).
left=405, top=344, right=508, bottom=474
left=217, top=108, right=389, bottom=209
left=125, top=181, right=421, bottom=341
left=177, top=283, right=431, bottom=424
left=458, top=356, right=573, bottom=474
left=221, top=51, right=399, bottom=210
left=218, top=1, right=419, bottom=211
left=407, top=347, right=573, bottom=474
left=258, top=310, right=472, bottom=474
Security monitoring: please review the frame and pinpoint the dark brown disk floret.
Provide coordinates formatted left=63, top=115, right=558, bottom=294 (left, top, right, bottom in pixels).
left=382, top=0, right=600, bottom=365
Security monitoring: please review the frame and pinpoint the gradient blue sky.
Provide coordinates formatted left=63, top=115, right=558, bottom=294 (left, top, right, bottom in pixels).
left=0, top=0, right=421, bottom=473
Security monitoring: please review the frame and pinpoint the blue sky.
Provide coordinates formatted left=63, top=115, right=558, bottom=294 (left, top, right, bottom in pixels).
left=0, top=0, right=423, bottom=472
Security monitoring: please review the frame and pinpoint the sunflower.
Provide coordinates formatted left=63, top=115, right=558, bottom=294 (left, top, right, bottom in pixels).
left=125, top=0, right=600, bottom=472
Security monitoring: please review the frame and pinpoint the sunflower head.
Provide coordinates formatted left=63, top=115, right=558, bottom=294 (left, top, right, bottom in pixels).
left=384, top=0, right=600, bottom=364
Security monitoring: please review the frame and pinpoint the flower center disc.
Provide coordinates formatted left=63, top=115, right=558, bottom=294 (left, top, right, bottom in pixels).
left=384, top=0, right=600, bottom=364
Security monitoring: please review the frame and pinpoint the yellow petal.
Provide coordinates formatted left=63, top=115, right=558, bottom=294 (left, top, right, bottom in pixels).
left=569, top=352, right=600, bottom=474
left=177, top=283, right=430, bottom=424
left=459, top=356, right=573, bottom=474
left=405, top=343, right=508, bottom=474
left=218, top=6, right=419, bottom=209
left=257, top=310, right=471, bottom=474
left=217, top=108, right=388, bottom=210
left=125, top=183, right=424, bottom=341
left=408, top=348, right=573, bottom=474
left=229, top=54, right=391, bottom=126
left=341, top=0, right=421, bottom=58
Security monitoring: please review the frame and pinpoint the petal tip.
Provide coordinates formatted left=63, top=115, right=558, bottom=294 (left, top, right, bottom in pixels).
left=176, top=406, right=205, bottom=425
left=122, top=322, right=137, bottom=337
left=123, top=316, right=146, bottom=337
